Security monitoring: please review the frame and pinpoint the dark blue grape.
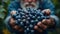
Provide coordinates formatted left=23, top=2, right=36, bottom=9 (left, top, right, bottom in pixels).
left=11, top=8, right=50, bottom=34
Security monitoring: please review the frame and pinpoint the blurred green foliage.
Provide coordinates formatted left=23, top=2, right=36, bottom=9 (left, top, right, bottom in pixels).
left=0, top=0, right=60, bottom=34
left=52, top=0, right=60, bottom=18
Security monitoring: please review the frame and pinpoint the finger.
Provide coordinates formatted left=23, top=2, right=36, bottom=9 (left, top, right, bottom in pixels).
left=10, top=10, right=16, bottom=16
left=13, top=25, right=20, bottom=30
left=12, top=25, right=23, bottom=32
left=46, top=19, right=53, bottom=26
left=47, top=18, right=55, bottom=26
left=47, top=19, right=51, bottom=24
left=42, top=19, right=51, bottom=25
left=42, top=19, right=47, bottom=25
left=19, top=28, right=23, bottom=32
left=42, top=9, right=51, bottom=16
left=50, top=18, right=55, bottom=23
left=37, top=22, right=47, bottom=30
left=9, top=18, right=16, bottom=26
left=34, top=25, right=43, bottom=32
left=45, top=9, right=51, bottom=15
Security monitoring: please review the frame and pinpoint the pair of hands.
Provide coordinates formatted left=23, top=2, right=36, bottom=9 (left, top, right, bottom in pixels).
left=9, top=9, right=55, bottom=32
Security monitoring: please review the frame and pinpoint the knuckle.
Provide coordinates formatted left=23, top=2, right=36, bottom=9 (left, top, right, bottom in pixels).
left=34, top=25, right=38, bottom=30
left=37, top=22, right=42, bottom=26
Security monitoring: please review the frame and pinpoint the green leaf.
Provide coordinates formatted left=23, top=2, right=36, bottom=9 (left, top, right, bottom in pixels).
left=0, top=5, right=6, bottom=19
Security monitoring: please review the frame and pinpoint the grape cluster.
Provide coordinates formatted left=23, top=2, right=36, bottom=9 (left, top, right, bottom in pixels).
left=12, top=8, right=50, bottom=34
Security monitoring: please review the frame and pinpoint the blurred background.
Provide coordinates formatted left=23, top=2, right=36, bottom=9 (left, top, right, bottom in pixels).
left=0, top=0, right=60, bottom=34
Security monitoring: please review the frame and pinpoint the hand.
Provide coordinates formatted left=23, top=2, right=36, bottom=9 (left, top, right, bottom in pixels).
left=9, top=17, right=23, bottom=32
left=42, top=9, right=51, bottom=16
left=34, top=18, right=55, bottom=32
